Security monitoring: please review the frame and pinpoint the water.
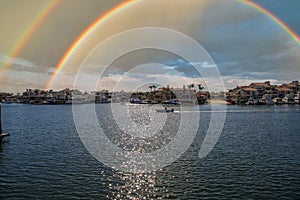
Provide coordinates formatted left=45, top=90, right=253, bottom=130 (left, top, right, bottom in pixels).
left=0, top=104, right=299, bottom=199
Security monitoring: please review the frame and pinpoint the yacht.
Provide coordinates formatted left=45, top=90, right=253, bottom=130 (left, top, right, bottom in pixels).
left=294, top=93, right=300, bottom=104
left=162, top=99, right=181, bottom=105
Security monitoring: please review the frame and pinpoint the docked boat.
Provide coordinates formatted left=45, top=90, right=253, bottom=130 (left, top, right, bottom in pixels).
left=130, top=98, right=142, bottom=104
left=294, top=93, right=300, bottom=104
left=238, top=99, right=248, bottom=105
left=162, top=99, right=181, bottom=105
left=264, top=97, right=274, bottom=105
left=227, top=99, right=237, bottom=105
left=274, top=97, right=284, bottom=105
left=257, top=99, right=266, bottom=105
left=283, top=94, right=296, bottom=104
left=246, top=98, right=257, bottom=105
left=47, top=97, right=57, bottom=104
left=97, top=98, right=111, bottom=103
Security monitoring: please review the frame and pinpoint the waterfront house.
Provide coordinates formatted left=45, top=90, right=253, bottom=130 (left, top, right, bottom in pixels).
left=249, top=81, right=274, bottom=98
left=0, top=92, right=15, bottom=103
left=238, top=86, right=258, bottom=99
left=171, top=86, right=197, bottom=104
left=226, top=87, right=241, bottom=104
left=226, top=80, right=300, bottom=105
left=95, top=90, right=112, bottom=103
left=281, top=81, right=300, bottom=94
left=21, top=89, right=47, bottom=103
left=274, top=86, right=292, bottom=98
left=151, top=87, right=177, bottom=103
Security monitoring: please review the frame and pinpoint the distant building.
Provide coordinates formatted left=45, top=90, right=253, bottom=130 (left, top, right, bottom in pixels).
left=171, top=86, right=197, bottom=103
left=0, top=92, right=14, bottom=102
left=95, top=90, right=112, bottom=103
left=274, top=86, right=292, bottom=98
left=281, top=81, right=300, bottom=94
left=239, top=86, right=258, bottom=99
left=226, top=80, right=300, bottom=104
left=249, top=81, right=273, bottom=98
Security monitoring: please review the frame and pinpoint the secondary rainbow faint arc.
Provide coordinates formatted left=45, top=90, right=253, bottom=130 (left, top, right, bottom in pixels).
left=45, top=0, right=138, bottom=90
left=46, top=0, right=300, bottom=90
left=0, top=0, right=61, bottom=79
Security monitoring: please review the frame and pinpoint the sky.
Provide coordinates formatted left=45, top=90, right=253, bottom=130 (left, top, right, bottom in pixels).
left=0, top=0, right=299, bottom=93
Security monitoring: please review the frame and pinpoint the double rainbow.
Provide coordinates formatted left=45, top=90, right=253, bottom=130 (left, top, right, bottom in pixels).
left=46, top=0, right=300, bottom=90
left=0, top=0, right=298, bottom=90
left=45, top=0, right=137, bottom=90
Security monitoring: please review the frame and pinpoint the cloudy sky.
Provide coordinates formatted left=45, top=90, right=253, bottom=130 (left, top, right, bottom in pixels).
left=0, top=0, right=299, bottom=93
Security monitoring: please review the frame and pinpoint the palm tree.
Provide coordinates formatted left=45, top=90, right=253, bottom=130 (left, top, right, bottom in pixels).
left=148, top=85, right=153, bottom=92
left=198, top=84, right=204, bottom=91
left=188, top=83, right=195, bottom=90
left=152, top=85, right=156, bottom=91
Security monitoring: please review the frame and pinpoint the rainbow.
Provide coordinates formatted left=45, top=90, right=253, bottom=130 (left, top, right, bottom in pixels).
left=0, top=0, right=60, bottom=82
left=46, top=0, right=300, bottom=90
left=242, top=0, right=300, bottom=45
left=45, top=0, right=137, bottom=90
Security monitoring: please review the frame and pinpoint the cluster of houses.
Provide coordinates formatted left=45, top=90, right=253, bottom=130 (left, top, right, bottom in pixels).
left=226, top=81, right=300, bottom=105
left=2, top=81, right=299, bottom=106
left=1, top=88, right=82, bottom=104
left=0, top=84, right=210, bottom=105
left=129, top=84, right=209, bottom=105
left=0, top=88, right=119, bottom=104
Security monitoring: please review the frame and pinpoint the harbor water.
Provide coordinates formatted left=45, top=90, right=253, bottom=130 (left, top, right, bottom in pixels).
left=0, top=104, right=299, bottom=199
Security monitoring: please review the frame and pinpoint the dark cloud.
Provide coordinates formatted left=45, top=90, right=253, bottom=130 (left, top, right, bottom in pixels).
left=187, top=1, right=300, bottom=81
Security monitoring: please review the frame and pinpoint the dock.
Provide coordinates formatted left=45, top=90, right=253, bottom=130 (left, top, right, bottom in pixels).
left=0, top=103, right=9, bottom=142
left=0, top=133, right=10, bottom=141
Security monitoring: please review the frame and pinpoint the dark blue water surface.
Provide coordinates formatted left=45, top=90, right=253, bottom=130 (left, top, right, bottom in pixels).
left=0, top=104, right=299, bottom=199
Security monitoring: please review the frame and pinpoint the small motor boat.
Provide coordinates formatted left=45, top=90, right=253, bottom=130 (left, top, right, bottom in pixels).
left=156, top=107, right=174, bottom=113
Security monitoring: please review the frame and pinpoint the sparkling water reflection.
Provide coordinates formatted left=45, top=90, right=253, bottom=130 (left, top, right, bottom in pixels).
left=0, top=104, right=299, bottom=199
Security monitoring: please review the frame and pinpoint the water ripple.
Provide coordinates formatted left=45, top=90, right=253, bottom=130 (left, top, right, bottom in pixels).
left=0, top=104, right=299, bottom=199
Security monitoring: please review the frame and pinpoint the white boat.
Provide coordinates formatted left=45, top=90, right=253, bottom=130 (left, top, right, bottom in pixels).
left=282, top=96, right=289, bottom=104
left=246, top=98, right=258, bottom=105
left=274, top=97, right=284, bottom=105
left=265, top=98, right=274, bottom=105
left=47, top=97, right=57, bottom=104
left=283, top=94, right=296, bottom=104
left=262, top=95, right=274, bottom=105
left=130, top=98, right=142, bottom=104
left=294, top=93, right=300, bottom=104
left=162, top=99, right=181, bottom=105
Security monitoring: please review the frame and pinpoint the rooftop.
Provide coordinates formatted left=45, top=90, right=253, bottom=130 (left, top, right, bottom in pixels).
left=240, top=86, right=257, bottom=91
left=275, top=86, right=293, bottom=92
left=249, top=82, right=271, bottom=87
